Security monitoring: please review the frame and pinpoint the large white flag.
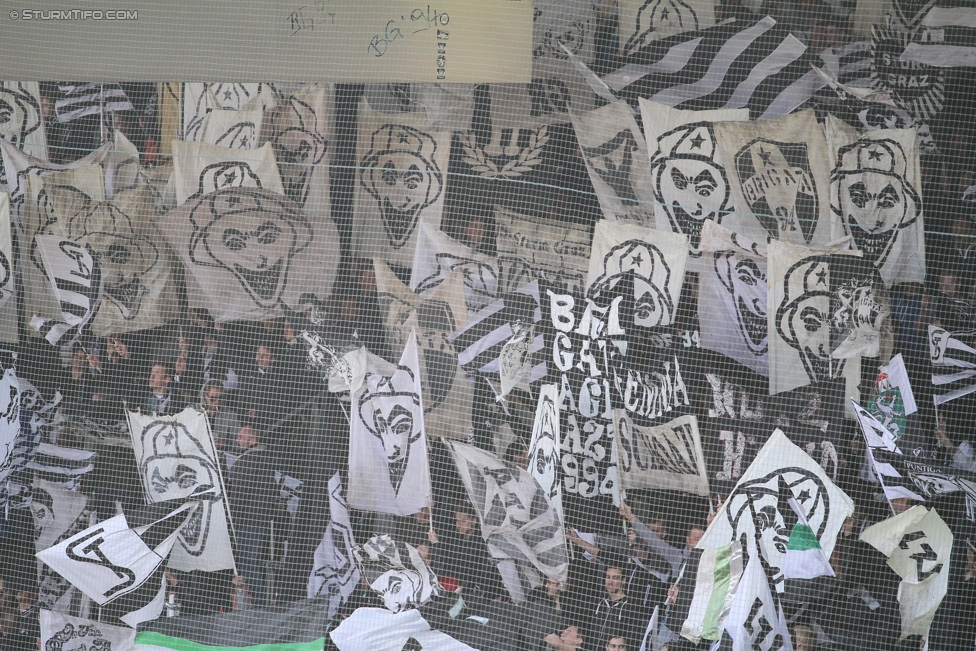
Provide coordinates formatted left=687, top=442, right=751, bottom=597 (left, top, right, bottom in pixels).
left=0, top=194, right=16, bottom=343
left=40, top=610, right=136, bottom=651
left=180, top=83, right=277, bottom=143
left=36, top=502, right=197, bottom=627
left=0, top=350, right=19, bottom=484
left=410, top=218, right=499, bottom=315
left=613, top=411, right=710, bottom=497
left=720, top=556, right=793, bottom=651
left=33, top=235, right=103, bottom=346
left=348, top=332, right=430, bottom=516
left=127, top=408, right=236, bottom=573
left=307, top=472, right=360, bottom=619
left=0, top=82, right=46, bottom=194
left=331, top=607, right=477, bottom=651
left=860, top=506, right=953, bottom=639
left=446, top=440, right=569, bottom=600
left=527, top=384, right=563, bottom=529
left=171, top=140, right=284, bottom=206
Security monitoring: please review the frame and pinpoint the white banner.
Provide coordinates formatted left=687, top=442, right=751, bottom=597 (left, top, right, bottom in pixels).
left=307, top=472, right=360, bottom=619
left=171, top=140, right=284, bottom=206
left=410, top=219, right=498, bottom=315
left=0, top=82, right=46, bottom=195
left=0, top=193, right=16, bottom=343
left=613, top=412, right=710, bottom=496
left=495, top=206, right=591, bottom=295
left=331, top=608, right=477, bottom=651
left=41, top=610, right=136, bottom=651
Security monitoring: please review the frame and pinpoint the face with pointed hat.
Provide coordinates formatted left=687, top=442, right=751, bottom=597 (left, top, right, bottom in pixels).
left=590, top=239, right=674, bottom=328
left=715, top=250, right=767, bottom=356
left=776, top=256, right=836, bottom=382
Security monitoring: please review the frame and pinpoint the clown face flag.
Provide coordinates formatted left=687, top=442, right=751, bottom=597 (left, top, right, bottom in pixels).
left=353, top=101, right=450, bottom=268
left=374, top=259, right=473, bottom=440
left=715, top=110, right=833, bottom=247
left=586, top=220, right=688, bottom=330
left=181, top=83, right=278, bottom=143
left=683, top=431, right=852, bottom=641
left=828, top=126, right=924, bottom=286
left=719, top=551, right=793, bottom=651
left=354, top=535, right=440, bottom=613
left=127, top=408, right=235, bottom=573
left=33, top=235, right=103, bottom=347
left=37, top=501, right=197, bottom=627
left=171, top=140, right=285, bottom=206
left=860, top=506, right=953, bottom=639
left=331, top=607, right=476, bottom=651
left=447, top=440, right=569, bottom=598
left=410, top=219, right=499, bottom=315
left=613, top=411, right=710, bottom=496
left=768, top=241, right=886, bottom=395
left=348, top=332, right=430, bottom=516
left=698, top=221, right=769, bottom=376
left=0, top=194, right=16, bottom=343
left=528, top=385, right=563, bottom=528
left=264, top=83, right=332, bottom=221
left=620, top=0, right=716, bottom=53
left=572, top=100, right=656, bottom=226
left=496, top=206, right=592, bottom=295
left=41, top=611, right=135, bottom=651
left=47, top=185, right=178, bottom=337
left=162, top=187, right=340, bottom=322
left=640, top=101, right=749, bottom=259
left=307, top=472, right=360, bottom=619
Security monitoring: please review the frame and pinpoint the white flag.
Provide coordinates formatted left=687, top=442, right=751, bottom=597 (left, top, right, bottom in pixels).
left=721, top=556, right=793, bottom=651
left=860, top=506, right=953, bottom=639
left=40, top=610, right=135, bottom=651
left=33, top=235, right=103, bottom=346
left=331, top=608, right=477, bottom=651
left=447, top=440, right=569, bottom=597
left=527, top=385, right=563, bottom=529
left=410, top=218, right=498, bottom=315
left=348, top=332, right=430, bottom=516
left=127, top=408, right=236, bottom=572
left=171, top=140, right=284, bottom=206
left=307, top=472, right=360, bottom=619
left=0, top=193, right=16, bottom=343
left=613, top=411, right=710, bottom=496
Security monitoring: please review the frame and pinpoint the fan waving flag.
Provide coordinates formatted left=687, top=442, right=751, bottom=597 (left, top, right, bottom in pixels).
left=614, top=17, right=830, bottom=120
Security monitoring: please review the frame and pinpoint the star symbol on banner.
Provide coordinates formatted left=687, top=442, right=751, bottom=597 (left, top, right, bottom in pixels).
left=690, top=133, right=705, bottom=149
left=759, top=147, right=772, bottom=165
left=162, top=430, right=176, bottom=446
left=239, top=135, right=249, bottom=148
left=797, top=489, right=811, bottom=502
left=224, top=170, right=238, bottom=185
left=661, top=7, right=670, bottom=19
left=868, top=148, right=883, bottom=161
left=815, top=266, right=828, bottom=286
left=630, top=252, right=644, bottom=266
left=223, top=90, right=233, bottom=101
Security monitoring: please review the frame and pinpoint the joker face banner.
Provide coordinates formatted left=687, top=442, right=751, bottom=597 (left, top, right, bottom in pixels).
left=410, top=219, right=499, bottom=315
left=353, top=101, right=450, bottom=268
left=828, top=124, right=923, bottom=286
left=171, top=140, right=284, bottom=206
left=374, top=258, right=472, bottom=441
left=640, top=101, right=749, bottom=259
left=181, top=83, right=278, bottom=143
left=127, top=408, right=235, bottom=573
left=47, top=185, right=178, bottom=337
left=698, top=220, right=769, bottom=376
left=162, top=187, right=340, bottom=322
left=586, top=220, right=688, bottom=330
left=572, top=100, right=656, bottom=226
left=715, top=110, right=832, bottom=247
left=619, top=0, right=717, bottom=54
left=496, top=206, right=592, bottom=295
left=528, top=384, right=562, bottom=526
left=768, top=241, right=882, bottom=395
left=0, top=82, right=46, bottom=194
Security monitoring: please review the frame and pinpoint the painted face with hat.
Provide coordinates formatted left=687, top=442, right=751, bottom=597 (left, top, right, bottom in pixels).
left=589, top=239, right=674, bottom=328
left=775, top=256, right=834, bottom=383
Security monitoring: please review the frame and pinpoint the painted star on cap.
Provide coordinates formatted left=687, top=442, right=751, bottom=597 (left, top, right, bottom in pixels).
left=759, top=147, right=772, bottom=165
left=815, top=266, right=828, bottom=286
left=690, top=133, right=705, bottom=149
left=868, top=148, right=884, bottom=161
left=630, top=252, right=644, bottom=266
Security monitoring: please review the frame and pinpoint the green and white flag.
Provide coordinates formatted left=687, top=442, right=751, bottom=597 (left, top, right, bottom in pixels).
left=135, top=632, right=323, bottom=651
left=782, top=497, right=835, bottom=580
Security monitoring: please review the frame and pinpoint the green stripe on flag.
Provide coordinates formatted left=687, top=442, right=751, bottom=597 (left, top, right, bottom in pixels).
left=134, top=632, right=324, bottom=651
left=701, top=545, right=733, bottom=641
left=787, top=524, right=821, bottom=551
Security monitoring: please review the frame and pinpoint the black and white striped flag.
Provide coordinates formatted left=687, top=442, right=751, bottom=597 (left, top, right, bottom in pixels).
left=928, top=326, right=976, bottom=406
left=31, top=236, right=103, bottom=347
left=448, top=280, right=546, bottom=393
left=610, top=17, right=830, bottom=119
left=27, top=443, right=97, bottom=491
left=54, top=83, right=133, bottom=124
left=901, top=8, right=976, bottom=68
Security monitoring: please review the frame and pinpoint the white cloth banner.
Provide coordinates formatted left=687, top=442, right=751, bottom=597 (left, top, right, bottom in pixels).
left=721, top=556, right=793, bottom=651
left=447, top=440, right=569, bottom=596
left=40, top=610, right=135, bottom=651
left=0, top=193, right=17, bottom=343
left=613, top=411, right=710, bottom=496
left=181, top=83, right=278, bottom=143
left=127, top=408, right=236, bottom=573
left=348, top=332, right=431, bottom=516
left=860, top=506, right=953, bottom=639
left=0, top=351, right=19, bottom=483
left=698, top=220, right=769, bottom=375
left=0, top=82, right=46, bottom=195
left=495, top=206, right=592, bottom=295
left=527, top=384, right=563, bottom=530
left=586, top=220, right=688, bottom=330
left=826, top=119, right=924, bottom=286
left=330, top=608, right=477, bottom=651
left=171, top=140, right=284, bottom=206
left=33, top=235, right=103, bottom=346
left=162, top=186, right=340, bottom=322
left=410, top=218, right=499, bottom=315
left=353, top=101, right=450, bottom=267
left=715, top=110, right=833, bottom=247
left=307, top=472, right=360, bottom=619
left=620, top=0, right=717, bottom=54
left=572, top=100, right=656, bottom=226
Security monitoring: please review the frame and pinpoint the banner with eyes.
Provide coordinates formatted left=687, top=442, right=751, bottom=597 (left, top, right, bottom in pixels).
left=47, top=185, right=179, bottom=337
left=572, top=100, right=657, bottom=227
left=768, top=240, right=880, bottom=397
left=0, top=82, right=46, bottom=195
left=640, top=100, right=748, bottom=264
left=715, top=109, right=833, bottom=248
left=162, top=186, right=340, bottom=322
left=698, top=220, right=768, bottom=376
left=826, top=118, right=924, bottom=287
left=619, top=0, right=717, bottom=55
left=172, top=140, right=285, bottom=206
left=353, top=101, right=450, bottom=268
